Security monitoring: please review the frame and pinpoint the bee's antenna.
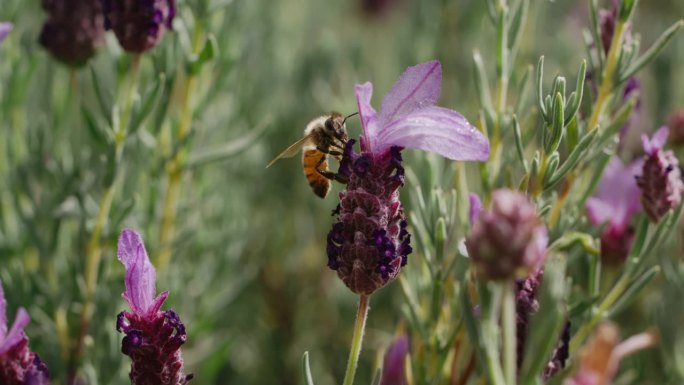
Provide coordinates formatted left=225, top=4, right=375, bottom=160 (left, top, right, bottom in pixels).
left=342, top=112, right=359, bottom=124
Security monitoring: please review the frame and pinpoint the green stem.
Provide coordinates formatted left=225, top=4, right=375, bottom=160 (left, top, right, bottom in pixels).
left=342, top=295, right=371, bottom=385
left=569, top=273, right=631, bottom=352
left=502, top=281, right=516, bottom=385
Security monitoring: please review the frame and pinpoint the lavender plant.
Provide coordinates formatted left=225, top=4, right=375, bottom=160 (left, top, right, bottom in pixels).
left=0, top=0, right=683, bottom=384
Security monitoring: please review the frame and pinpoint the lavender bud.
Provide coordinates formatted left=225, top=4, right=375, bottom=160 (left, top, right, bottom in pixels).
left=102, top=0, right=176, bottom=53
left=465, top=190, right=548, bottom=281
left=326, top=140, right=412, bottom=295
left=39, top=0, right=105, bottom=67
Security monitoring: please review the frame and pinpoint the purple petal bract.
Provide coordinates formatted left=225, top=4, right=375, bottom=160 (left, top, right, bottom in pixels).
left=379, top=60, right=441, bottom=127
left=377, top=106, right=489, bottom=160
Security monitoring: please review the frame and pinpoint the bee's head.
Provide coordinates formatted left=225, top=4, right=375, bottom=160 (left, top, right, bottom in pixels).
left=325, top=114, right=348, bottom=141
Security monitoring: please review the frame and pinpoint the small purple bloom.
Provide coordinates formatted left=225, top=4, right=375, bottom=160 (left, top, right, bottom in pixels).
left=327, top=61, right=489, bottom=295
left=102, top=0, right=175, bottom=53
left=116, top=229, right=192, bottom=385
left=636, top=127, right=684, bottom=223
left=465, top=190, right=548, bottom=280
left=0, top=23, right=12, bottom=44
left=586, top=156, right=642, bottom=263
left=379, top=336, right=409, bottom=385
left=0, top=282, right=50, bottom=385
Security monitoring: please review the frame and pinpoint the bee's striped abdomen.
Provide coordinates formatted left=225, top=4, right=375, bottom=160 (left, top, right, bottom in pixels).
left=303, top=149, right=331, bottom=198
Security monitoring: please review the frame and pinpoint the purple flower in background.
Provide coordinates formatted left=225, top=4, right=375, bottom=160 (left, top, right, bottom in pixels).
left=39, top=0, right=105, bottom=67
left=586, top=156, right=642, bottom=263
left=0, top=23, right=12, bottom=43
left=379, top=336, right=409, bottom=385
left=116, top=229, right=192, bottom=385
left=468, top=193, right=483, bottom=226
left=102, top=0, right=175, bottom=53
left=636, top=127, right=684, bottom=223
left=0, top=282, right=50, bottom=385
left=465, top=190, right=547, bottom=280
left=326, top=61, right=490, bottom=295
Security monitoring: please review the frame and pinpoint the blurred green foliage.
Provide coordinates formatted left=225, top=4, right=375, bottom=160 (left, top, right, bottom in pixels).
left=0, top=0, right=683, bottom=384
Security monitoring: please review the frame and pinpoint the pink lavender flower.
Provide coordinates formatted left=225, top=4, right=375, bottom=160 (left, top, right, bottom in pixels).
left=116, top=229, right=192, bottom=385
left=465, top=190, right=548, bottom=280
left=326, top=61, right=489, bottom=295
left=39, top=0, right=105, bottom=67
left=586, top=156, right=642, bottom=263
left=102, top=0, right=175, bottom=53
left=0, top=23, right=11, bottom=43
left=379, top=335, right=408, bottom=385
left=636, top=127, right=684, bottom=223
left=0, top=282, right=49, bottom=385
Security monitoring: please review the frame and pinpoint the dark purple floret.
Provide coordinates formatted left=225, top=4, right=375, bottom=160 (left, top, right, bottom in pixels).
left=326, top=140, right=411, bottom=295
left=101, top=0, right=175, bottom=53
left=39, top=0, right=105, bottom=67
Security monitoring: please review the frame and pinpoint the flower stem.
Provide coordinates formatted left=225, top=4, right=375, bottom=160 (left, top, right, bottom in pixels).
left=342, top=295, right=371, bottom=385
left=67, top=54, right=141, bottom=383
left=502, top=281, right=516, bottom=385
left=569, top=273, right=631, bottom=352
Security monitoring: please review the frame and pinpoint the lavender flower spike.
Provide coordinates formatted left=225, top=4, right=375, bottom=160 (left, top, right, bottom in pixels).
left=0, top=282, right=50, bottom=385
left=102, top=0, right=176, bottom=53
left=465, top=189, right=548, bottom=280
left=636, top=127, right=684, bottom=222
left=116, top=229, right=192, bottom=385
left=327, top=61, right=489, bottom=295
left=0, top=23, right=12, bottom=43
left=586, top=156, right=642, bottom=263
left=379, top=336, right=409, bottom=385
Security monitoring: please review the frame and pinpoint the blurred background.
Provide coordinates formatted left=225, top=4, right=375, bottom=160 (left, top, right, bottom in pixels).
left=0, top=0, right=682, bottom=384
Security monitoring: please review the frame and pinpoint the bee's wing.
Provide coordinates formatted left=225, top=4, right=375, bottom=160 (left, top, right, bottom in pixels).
left=266, top=134, right=314, bottom=168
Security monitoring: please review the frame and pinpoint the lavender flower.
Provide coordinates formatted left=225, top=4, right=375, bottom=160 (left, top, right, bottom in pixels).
left=586, top=157, right=642, bottom=263
left=326, top=60, right=489, bottom=295
left=39, top=0, right=105, bottom=67
left=379, top=336, right=408, bottom=385
left=102, top=0, right=175, bottom=53
left=636, top=127, right=684, bottom=223
left=465, top=189, right=548, bottom=280
left=0, top=282, right=49, bottom=385
left=116, top=229, right=192, bottom=385
left=0, top=23, right=12, bottom=43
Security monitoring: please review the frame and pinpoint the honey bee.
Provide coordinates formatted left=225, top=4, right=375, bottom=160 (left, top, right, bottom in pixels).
left=267, top=112, right=358, bottom=198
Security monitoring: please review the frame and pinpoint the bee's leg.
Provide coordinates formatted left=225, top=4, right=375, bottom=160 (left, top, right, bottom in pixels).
left=317, top=146, right=345, bottom=161
left=315, top=155, right=348, bottom=184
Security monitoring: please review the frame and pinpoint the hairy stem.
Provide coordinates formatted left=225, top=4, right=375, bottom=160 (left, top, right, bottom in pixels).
left=502, top=281, right=517, bottom=385
left=342, top=295, right=371, bottom=385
